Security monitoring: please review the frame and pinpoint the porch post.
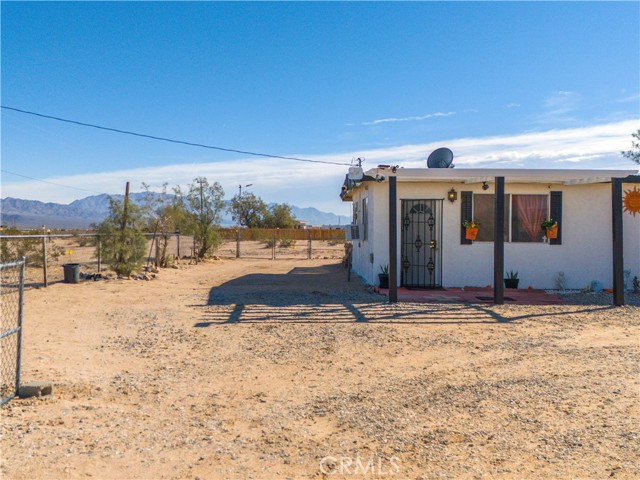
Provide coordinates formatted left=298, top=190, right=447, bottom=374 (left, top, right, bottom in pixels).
left=494, top=177, right=505, bottom=305
left=389, top=175, right=398, bottom=303
left=612, top=178, right=624, bottom=306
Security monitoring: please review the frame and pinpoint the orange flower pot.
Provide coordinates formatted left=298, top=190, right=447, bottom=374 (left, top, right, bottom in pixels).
left=546, top=225, right=558, bottom=239
left=465, top=227, right=479, bottom=241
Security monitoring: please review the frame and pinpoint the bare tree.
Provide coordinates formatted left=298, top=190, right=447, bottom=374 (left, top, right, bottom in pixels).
left=622, top=129, right=640, bottom=165
left=176, top=177, right=225, bottom=259
left=141, top=183, right=188, bottom=266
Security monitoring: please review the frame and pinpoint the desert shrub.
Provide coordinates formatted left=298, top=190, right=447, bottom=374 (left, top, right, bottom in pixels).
left=77, top=236, right=95, bottom=247
left=262, top=238, right=296, bottom=249
left=279, top=239, right=295, bottom=248
left=163, top=254, right=175, bottom=268
left=95, top=198, right=146, bottom=276
left=175, top=177, right=225, bottom=259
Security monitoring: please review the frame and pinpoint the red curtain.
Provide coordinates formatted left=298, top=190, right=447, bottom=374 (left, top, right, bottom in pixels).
left=514, top=195, right=547, bottom=241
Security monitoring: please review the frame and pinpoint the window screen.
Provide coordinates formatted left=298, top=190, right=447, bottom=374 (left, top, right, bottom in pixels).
left=473, top=194, right=510, bottom=242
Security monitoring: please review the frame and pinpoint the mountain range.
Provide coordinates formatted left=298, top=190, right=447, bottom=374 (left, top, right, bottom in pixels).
left=0, top=194, right=350, bottom=229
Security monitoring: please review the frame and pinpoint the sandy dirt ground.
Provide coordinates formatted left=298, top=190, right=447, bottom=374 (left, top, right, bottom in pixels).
left=1, top=258, right=639, bottom=479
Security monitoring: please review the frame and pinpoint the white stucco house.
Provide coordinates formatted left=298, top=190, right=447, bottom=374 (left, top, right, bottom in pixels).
left=341, top=167, right=640, bottom=296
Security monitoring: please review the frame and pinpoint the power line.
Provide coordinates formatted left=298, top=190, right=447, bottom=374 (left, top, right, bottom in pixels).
left=1, top=169, right=105, bottom=195
left=1, top=105, right=351, bottom=166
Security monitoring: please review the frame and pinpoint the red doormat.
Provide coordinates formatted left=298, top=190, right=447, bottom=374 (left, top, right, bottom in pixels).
left=374, top=287, right=565, bottom=305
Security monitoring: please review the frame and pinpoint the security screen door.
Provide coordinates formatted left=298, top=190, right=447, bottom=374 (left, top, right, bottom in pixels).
left=401, top=199, right=443, bottom=288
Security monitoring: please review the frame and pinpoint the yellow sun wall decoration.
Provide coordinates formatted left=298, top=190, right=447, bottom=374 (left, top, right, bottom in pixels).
left=623, top=186, right=640, bottom=216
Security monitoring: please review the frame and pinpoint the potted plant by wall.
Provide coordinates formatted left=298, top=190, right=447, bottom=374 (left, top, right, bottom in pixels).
left=378, top=264, right=389, bottom=289
left=463, top=220, right=480, bottom=241
left=541, top=219, right=558, bottom=239
left=504, top=270, right=520, bottom=289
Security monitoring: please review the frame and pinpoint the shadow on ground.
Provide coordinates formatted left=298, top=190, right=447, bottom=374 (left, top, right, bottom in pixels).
left=192, top=263, right=617, bottom=327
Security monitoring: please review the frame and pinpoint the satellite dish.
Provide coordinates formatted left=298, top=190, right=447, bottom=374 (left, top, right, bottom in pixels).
left=427, top=148, right=454, bottom=168
left=348, top=166, right=364, bottom=180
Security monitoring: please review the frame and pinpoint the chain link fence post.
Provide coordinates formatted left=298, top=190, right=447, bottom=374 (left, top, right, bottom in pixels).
left=1, top=257, right=25, bottom=406
left=42, top=236, right=48, bottom=287
left=272, top=229, right=276, bottom=260
left=97, top=235, right=102, bottom=273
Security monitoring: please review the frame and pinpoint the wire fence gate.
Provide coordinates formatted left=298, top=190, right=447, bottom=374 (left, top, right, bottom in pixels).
left=1, top=258, right=25, bottom=406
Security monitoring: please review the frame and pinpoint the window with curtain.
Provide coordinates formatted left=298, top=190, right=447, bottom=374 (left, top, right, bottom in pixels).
left=512, top=194, right=547, bottom=242
left=473, top=194, right=510, bottom=242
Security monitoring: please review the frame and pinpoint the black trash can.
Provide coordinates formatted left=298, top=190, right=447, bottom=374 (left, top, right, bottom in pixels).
left=62, top=263, right=81, bottom=284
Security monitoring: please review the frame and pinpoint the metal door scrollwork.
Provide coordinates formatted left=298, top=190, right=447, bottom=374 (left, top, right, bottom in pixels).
left=400, top=199, right=443, bottom=288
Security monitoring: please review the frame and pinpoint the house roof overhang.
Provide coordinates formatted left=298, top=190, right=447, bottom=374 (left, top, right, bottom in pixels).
left=340, top=173, right=379, bottom=202
left=366, top=168, right=639, bottom=185
left=339, top=167, right=639, bottom=201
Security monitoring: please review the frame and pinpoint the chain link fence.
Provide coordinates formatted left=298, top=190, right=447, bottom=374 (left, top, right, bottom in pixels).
left=0, top=233, right=100, bottom=287
left=1, top=258, right=25, bottom=406
left=0, top=229, right=345, bottom=287
left=0, top=233, right=189, bottom=287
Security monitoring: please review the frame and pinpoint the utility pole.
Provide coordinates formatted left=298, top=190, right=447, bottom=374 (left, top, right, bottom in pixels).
left=121, top=182, right=130, bottom=231
left=42, top=226, right=48, bottom=287
left=195, top=178, right=205, bottom=260
left=199, top=179, right=204, bottom=221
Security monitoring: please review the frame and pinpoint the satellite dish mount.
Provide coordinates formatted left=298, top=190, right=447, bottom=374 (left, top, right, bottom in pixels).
left=427, top=148, right=454, bottom=168
left=348, top=157, right=365, bottom=181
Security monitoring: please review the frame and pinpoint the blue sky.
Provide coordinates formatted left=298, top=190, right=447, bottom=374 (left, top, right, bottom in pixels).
left=1, top=1, right=639, bottom=215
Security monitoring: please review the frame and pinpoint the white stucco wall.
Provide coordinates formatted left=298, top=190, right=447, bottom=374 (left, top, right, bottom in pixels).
left=349, top=180, right=640, bottom=290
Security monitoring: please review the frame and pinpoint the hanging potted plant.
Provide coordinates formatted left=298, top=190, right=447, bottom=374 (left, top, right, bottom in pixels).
left=378, top=264, right=389, bottom=289
left=541, top=219, right=558, bottom=239
left=504, top=270, right=520, bottom=289
left=463, top=219, right=480, bottom=241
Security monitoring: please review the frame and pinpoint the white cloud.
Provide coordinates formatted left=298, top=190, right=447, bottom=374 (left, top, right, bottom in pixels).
left=2, top=119, right=638, bottom=213
left=355, top=111, right=455, bottom=126
left=535, top=91, right=582, bottom=124
left=619, top=92, right=640, bottom=103
left=506, top=103, right=521, bottom=108
left=1, top=156, right=353, bottom=214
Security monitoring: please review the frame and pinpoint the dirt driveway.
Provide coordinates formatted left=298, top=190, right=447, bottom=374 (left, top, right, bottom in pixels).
left=1, top=258, right=639, bottom=479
